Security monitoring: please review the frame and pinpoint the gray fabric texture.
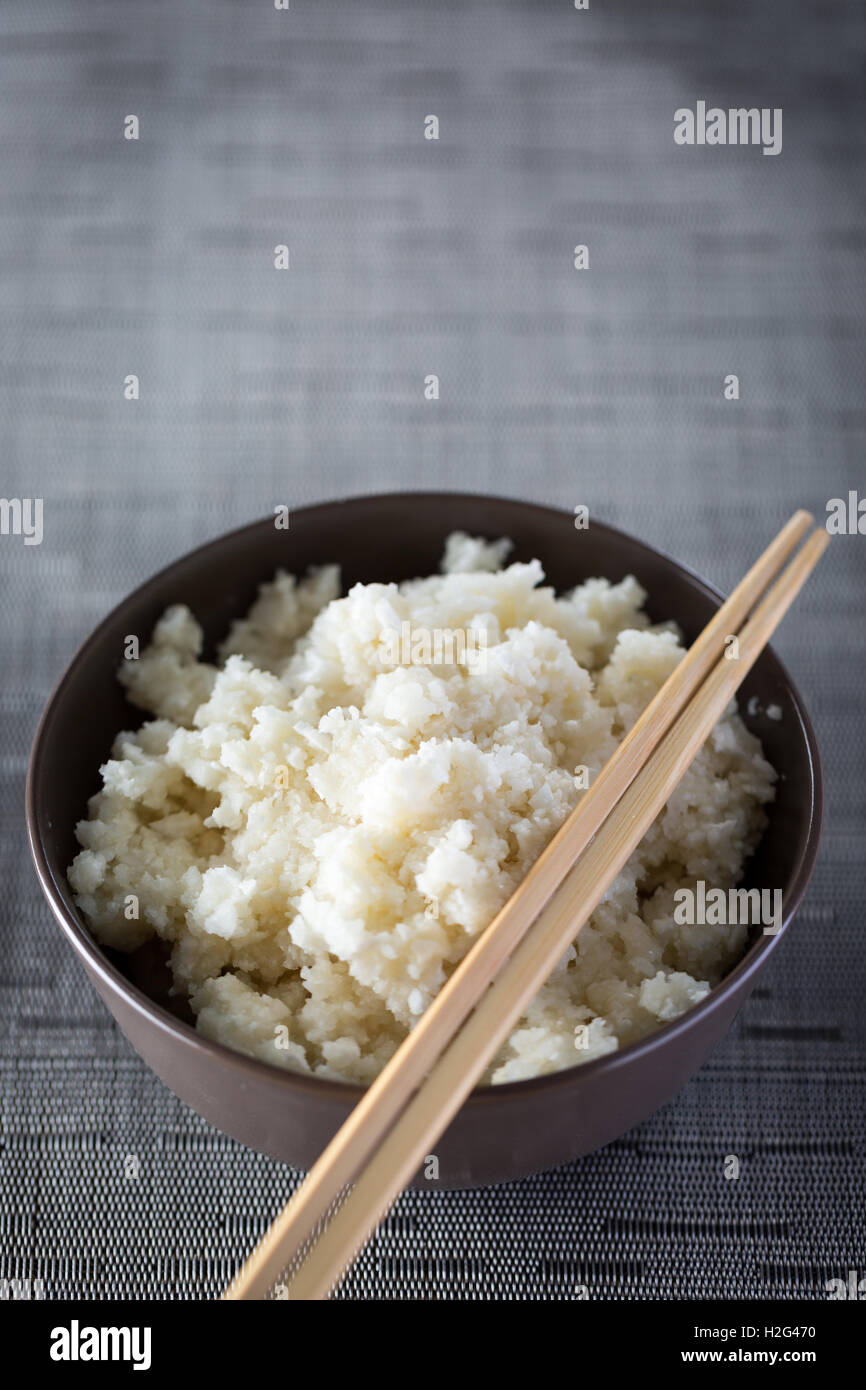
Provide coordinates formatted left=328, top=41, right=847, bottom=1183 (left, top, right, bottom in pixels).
left=1, top=0, right=864, bottom=1300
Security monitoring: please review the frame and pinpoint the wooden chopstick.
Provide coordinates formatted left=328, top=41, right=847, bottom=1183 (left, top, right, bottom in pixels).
left=225, top=512, right=821, bottom=1300
left=282, top=525, right=829, bottom=1301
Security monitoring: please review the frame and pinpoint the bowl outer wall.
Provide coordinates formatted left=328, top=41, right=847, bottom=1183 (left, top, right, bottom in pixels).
left=26, top=492, right=824, bottom=1187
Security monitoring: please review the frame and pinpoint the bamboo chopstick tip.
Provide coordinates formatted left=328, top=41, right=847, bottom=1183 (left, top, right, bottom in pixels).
left=797, top=526, right=831, bottom=565
left=812, top=526, right=831, bottom=555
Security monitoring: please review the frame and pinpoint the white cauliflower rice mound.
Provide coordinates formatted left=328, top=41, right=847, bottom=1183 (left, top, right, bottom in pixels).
left=69, top=534, right=776, bottom=1085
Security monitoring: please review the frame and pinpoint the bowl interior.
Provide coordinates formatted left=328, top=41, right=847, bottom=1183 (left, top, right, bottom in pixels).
left=28, top=492, right=821, bottom=1088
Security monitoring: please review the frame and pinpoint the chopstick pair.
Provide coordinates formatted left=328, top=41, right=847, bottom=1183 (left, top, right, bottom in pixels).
left=225, top=510, right=828, bottom=1301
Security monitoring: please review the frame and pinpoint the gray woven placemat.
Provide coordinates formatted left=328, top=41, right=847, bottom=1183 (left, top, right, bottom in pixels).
left=1, top=0, right=864, bottom=1300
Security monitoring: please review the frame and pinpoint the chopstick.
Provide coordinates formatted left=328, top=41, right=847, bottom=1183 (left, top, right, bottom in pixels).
left=282, top=524, right=829, bottom=1300
left=225, top=512, right=825, bottom=1300
left=226, top=511, right=811, bottom=1298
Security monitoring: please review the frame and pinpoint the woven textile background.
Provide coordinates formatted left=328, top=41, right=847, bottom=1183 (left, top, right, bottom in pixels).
left=2, top=0, right=864, bottom=1300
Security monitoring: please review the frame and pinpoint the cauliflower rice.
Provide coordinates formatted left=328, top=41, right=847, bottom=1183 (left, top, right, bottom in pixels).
left=69, top=533, right=776, bottom=1085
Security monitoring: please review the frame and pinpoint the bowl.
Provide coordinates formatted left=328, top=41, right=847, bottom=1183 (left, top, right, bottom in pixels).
left=26, top=492, right=823, bottom=1187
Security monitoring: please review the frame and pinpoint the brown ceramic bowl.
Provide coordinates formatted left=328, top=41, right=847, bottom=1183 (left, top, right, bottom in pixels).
left=26, top=493, right=822, bottom=1187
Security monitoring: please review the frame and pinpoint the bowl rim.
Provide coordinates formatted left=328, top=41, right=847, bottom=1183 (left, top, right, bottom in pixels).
left=25, top=489, right=824, bottom=1109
